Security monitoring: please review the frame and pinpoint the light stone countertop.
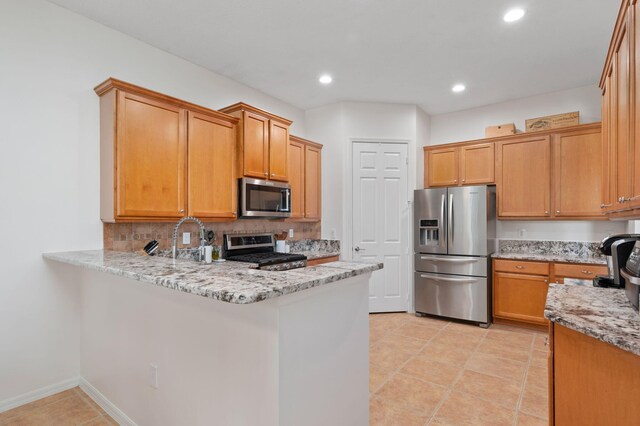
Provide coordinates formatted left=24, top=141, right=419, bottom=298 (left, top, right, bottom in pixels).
left=492, top=252, right=607, bottom=265
left=545, top=284, right=640, bottom=356
left=43, top=250, right=381, bottom=305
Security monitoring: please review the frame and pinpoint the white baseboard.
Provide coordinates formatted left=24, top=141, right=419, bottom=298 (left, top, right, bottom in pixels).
left=0, top=377, right=80, bottom=413
left=79, top=377, right=137, bottom=426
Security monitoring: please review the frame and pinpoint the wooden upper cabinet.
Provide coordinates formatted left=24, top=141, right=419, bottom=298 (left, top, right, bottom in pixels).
left=115, top=91, right=187, bottom=219
left=187, top=111, right=237, bottom=219
left=553, top=128, right=603, bottom=218
left=289, top=135, right=323, bottom=221
left=497, top=136, right=551, bottom=218
left=95, top=78, right=239, bottom=222
left=425, top=147, right=459, bottom=187
left=288, top=138, right=305, bottom=219
left=220, top=103, right=293, bottom=183
left=615, top=14, right=632, bottom=210
left=242, top=112, right=269, bottom=179
left=459, top=143, right=495, bottom=185
left=304, top=143, right=322, bottom=220
left=269, top=120, right=290, bottom=181
left=602, top=70, right=615, bottom=211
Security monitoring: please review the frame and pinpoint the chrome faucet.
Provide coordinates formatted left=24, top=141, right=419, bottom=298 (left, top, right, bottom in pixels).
left=172, top=216, right=207, bottom=261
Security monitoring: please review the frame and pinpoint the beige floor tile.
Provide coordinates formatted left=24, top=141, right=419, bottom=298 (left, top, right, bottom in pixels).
left=485, top=329, right=535, bottom=349
left=489, top=323, right=538, bottom=335
left=394, top=322, right=440, bottom=341
left=529, top=350, right=549, bottom=369
left=453, top=370, right=523, bottom=409
left=399, top=355, right=462, bottom=387
left=375, top=373, right=447, bottom=417
left=524, top=365, right=548, bottom=391
left=443, top=322, right=488, bottom=337
left=420, top=340, right=474, bottom=367
left=76, top=388, right=107, bottom=417
left=0, top=389, right=78, bottom=422
left=430, top=391, right=515, bottom=426
left=376, top=333, right=427, bottom=354
left=465, top=352, right=527, bottom=383
left=403, top=315, right=449, bottom=329
left=519, top=383, right=549, bottom=419
left=370, top=324, right=390, bottom=344
left=3, top=393, right=102, bottom=425
left=533, top=333, right=549, bottom=351
left=370, top=365, right=394, bottom=393
left=369, top=397, right=430, bottom=426
left=370, top=344, right=414, bottom=371
left=516, top=412, right=548, bottom=426
left=430, top=331, right=483, bottom=350
left=476, top=337, right=531, bottom=363
left=81, top=416, right=119, bottom=426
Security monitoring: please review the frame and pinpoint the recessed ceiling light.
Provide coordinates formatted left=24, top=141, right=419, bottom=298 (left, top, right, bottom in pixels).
left=503, top=8, right=525, bottom=23
left=452, top=84, right=466, bottom=93
left=319, top=74, right=333, bottom=84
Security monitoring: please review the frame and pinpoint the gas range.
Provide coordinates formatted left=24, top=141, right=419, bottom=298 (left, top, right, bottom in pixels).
left=224, top=233, right=307, bottom=271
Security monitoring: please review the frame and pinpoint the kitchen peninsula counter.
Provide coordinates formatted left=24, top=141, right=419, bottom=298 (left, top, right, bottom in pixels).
left=43, top=249, right=376, bottom=425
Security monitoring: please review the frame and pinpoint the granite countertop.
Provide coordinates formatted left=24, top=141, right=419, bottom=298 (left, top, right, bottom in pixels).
left=545, top=284, right=640, bottom=356
left=43, top=250, right=381, bottom=305
left=492, top=252, right=607, bottom=265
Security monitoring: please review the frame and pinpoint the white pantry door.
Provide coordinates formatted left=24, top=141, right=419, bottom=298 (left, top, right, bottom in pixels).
left=352, top=142, right=409, bottom=313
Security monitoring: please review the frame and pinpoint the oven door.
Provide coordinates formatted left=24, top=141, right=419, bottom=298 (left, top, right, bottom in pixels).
left=241, top=178, right=291, bottom=218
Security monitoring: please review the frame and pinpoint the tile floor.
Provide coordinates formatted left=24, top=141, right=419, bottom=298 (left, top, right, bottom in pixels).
left=0, top=387, right=116, bottom=426
left=0, top=314, right=548, bottom=426
left=370, top=313, right=549, bottom=426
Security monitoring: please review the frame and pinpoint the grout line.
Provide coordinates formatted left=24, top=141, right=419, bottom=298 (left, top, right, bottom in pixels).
left=74, top=387, right=108, bottom=424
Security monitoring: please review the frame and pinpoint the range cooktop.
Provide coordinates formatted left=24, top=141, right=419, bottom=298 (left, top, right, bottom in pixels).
left=224, top=233, right=307, bottom=271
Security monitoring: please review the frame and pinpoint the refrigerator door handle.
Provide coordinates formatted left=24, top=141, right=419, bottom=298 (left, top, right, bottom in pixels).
left=419, top=256, right=479, bottom=263
left=440, top=193, right=446, bottom=250
left=419, top=274, right=477, bottom=283
left=448, top=193, right=454, bottom=246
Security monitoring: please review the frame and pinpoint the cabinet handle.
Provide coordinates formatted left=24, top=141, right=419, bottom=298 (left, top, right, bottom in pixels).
left=179, top=209, right=185, bottom=213
left=515, top=265, right=524, bottom=269
left=600, top=203, right=612, bottom=208
left=264, top=172, right=268, bottom=176
left=556, top=210, right=560, bottom=214
left=581, top=270, right=592, bottom=275
left=544, top=279, right=548, bottom=283
left=544, top=211, right=549, bottom=215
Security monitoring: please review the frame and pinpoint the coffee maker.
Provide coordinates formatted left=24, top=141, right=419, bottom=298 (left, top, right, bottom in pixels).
left=620, top=241, right=640, bottom=310
left=594, top=234, right=640, bottom=288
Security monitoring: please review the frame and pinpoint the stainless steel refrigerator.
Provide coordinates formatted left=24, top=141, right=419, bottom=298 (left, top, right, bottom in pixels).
left=414, top=186, right=496, bottom=326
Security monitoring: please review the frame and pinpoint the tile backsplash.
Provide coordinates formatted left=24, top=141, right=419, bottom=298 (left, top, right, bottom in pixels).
left=104, top=220, right=321, bottom=252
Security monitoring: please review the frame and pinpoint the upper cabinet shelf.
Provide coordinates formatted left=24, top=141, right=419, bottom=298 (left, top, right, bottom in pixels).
left=220, top=102, right=292, bottom=183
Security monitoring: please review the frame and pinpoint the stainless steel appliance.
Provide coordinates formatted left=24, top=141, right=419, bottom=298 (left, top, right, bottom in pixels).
left=620, top=241, right=640, bottom=311
left=414, top=186, right=496, bottom=326
left=224, top=233, right=307, bottom=271
left=594, top=234, right=640, bottom=287
left=239, top=178, right=291, bottom=218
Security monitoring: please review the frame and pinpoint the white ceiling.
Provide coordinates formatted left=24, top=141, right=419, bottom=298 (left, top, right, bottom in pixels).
left=49, top=0, right=620, bottom=115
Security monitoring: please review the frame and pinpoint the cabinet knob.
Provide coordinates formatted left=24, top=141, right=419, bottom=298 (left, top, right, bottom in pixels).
left=462, top=179, right=466, bottom=183
left=544, top=279, right=548, bottom=283
left=544, top=211, right=549, bottom=215
left=556, top=210, right=560, bottom=214
left=179, top=209, right=185, bottom=213
left=601, top=203, right=612, bottom=208
left=233, top=211, right=237, bottom=215
left=454, top=179, right=458, bottom=183
left=515, top=265, right=524, bottom=269
left=581, top=270, right=592, bottom=275
left=264, top=172, right=268, bottom=176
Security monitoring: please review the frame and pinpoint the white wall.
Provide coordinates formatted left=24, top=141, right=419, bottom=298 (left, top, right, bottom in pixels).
left=497, top=220, right=625, bottom=242
left=0, top=0, right=306, bottom=404
left=430, top=84, right=601, bottom=146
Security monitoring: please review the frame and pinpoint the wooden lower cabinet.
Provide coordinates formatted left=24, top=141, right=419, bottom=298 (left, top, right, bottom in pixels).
left=550, top=323, right=640, bottom=425
left=493, top=259, right=608, bottom=327
left=306, top=255, right=339, bottom=266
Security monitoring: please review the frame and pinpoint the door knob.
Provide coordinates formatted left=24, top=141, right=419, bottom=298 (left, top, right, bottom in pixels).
left=354, top=246, right=365, bottom=252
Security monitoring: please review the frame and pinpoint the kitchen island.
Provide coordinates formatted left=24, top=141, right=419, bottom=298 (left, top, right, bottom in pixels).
left=44, top=250, right=382, bottom=426
left=544, top=284, right=640, bottom=425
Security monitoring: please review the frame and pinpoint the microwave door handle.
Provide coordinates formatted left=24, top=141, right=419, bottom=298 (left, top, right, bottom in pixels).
left=283, top=189, right=290, bottom=212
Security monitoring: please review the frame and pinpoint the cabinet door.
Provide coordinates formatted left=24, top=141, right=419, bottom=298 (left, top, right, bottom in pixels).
left=459, top=143, right=495, bottom=185
left=242, top=111, right=269, bottom=179
left=116, top=92, right=186, bottom=218
left=426, top=147, right=459, bottom=187
left=268, top=120, right=290, bottom=182
left=304, top=144, right=322, bottom=220
left=493, top=271, right=550, bottom=325
left=602, top=70, right=616, bottom=212
left=614, top=15, right=632, bottom=210
left=288, top=139, right=305, bottom=219
left=496, top=136, right=551, bottom=218
left=631, top=4, right=640, bottom=209
left=187, top=112, right=237, bottom=219
left=552, top=128, right=603, bottom=218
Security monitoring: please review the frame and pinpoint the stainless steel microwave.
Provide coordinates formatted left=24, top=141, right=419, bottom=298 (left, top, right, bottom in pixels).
left=239, top=178, right=291, bottom=218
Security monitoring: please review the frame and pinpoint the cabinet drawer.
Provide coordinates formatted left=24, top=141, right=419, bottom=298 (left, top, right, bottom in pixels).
left=494, top=259, right=550, bottom=275
left=553, top=263, right=608, bottom=279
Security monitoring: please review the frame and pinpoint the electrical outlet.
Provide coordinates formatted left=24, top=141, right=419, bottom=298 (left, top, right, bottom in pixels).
left=519, top=229, right=526, bottom=238
left=330, top=229, right=337, bottom=239
left=288, top=228, right=294, bottom=238
left=183, top=232, right=190, bottom=245
left=149, top=363, right=159, bottom=389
